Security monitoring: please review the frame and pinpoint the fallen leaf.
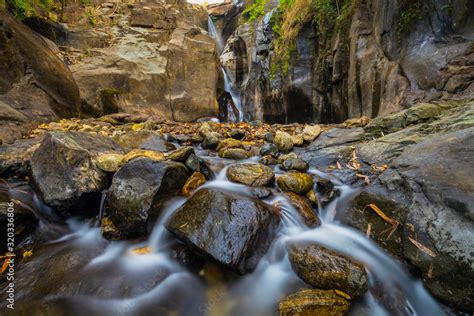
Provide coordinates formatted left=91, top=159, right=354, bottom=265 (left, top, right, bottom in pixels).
left=1, top=259, right=10, bottom=274
left=356, top=173, right=370, bottom=185
left=365, top=204, right=399, bottom=226
left=335, top=289, right=351, bottom=300
left=130, top=246, right=151, bottom=255
left=22, top=250, right=33, bottom=259
left=408, top=237, right=437, bottom=258
left=427, top=264, right=433, bottom=279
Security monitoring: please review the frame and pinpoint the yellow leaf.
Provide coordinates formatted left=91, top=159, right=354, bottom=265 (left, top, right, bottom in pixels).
left=1, top=259, right=10, bottom=274
left=365, top=203, right=399, bottom=227
left=22, top=250, right=33, bottom=259
left=130, top=246, right=151, bottom=255
left=408, top=237, right=437, bottom=258
left=335, top=289, right=351, bottom=300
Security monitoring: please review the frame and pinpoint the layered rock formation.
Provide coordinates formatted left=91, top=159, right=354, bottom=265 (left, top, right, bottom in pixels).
left=213, top=0, right=474, bottom=123
left=62, top=0, right=220, bottom=122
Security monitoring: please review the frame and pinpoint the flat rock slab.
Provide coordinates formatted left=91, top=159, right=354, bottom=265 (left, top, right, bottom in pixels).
left=309, top=128, right=365, bottom=149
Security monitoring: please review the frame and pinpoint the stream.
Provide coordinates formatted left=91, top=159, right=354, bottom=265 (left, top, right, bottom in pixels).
left=1, top=148, right=441, bottom=315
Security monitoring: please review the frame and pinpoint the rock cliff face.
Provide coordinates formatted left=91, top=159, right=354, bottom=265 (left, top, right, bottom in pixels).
left=19, top=0, right=220, bottom=122
left=0, top=9, right=81, bottom=143
left=213, top=0, right=474, bottom=123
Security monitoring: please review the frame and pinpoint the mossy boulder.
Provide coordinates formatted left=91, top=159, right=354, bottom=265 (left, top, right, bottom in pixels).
left=182, top=171, right=206, bottom=196
left=226, top=163, right=274, bottom=187
left=277, top=173, right=314, bottom=194
left=219, top=148, right=250, bottom=160
left=288, top=243, right=368, bottom=299
left=279, top=289, right=350, bottom=316
left=274, top=131, right=294, bottom=152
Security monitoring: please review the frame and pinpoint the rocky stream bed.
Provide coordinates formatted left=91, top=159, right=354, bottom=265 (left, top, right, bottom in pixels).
left=0, top=99, right=473, bottom=315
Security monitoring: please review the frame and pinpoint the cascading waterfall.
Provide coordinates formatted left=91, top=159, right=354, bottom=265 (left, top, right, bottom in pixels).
left=207, top=16, right=224, bottom=53
left=207, top=16, right=244, bottom=122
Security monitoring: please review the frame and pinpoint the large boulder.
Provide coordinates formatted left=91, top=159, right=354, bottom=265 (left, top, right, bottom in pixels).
left=31, top=132, right=123, bottom=214
left=288, top=243, right=368, bottom=299
left=346, top=127, right=474, bottom=312
left=0, top=9, right=80, bottom=144
left=166, top=188, right=280, bottom=274
left=108, top=158, right=190, bottom=237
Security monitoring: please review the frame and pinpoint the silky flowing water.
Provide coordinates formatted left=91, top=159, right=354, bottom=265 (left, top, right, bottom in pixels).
left=1, top=148, right=442, bottom=315
left=208, top=17, right=244, bottom=123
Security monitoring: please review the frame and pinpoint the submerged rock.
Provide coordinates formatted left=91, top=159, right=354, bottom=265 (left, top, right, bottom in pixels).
left=226, top=163, right=274, bottom=187
left=108, top=158, right=189, bottom=237
left=166, top=188, right=280, bottom=274
left=278, top=288, right=350, bottom=316
left=277, top=173, right=314, bottom=195
left=288, top=243, right=368, bottom=298
left=31, top=132, right=122, bottom=213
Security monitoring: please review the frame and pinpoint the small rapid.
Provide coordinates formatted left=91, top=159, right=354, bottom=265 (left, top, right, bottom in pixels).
left=0, top=152, right=442, bottom=315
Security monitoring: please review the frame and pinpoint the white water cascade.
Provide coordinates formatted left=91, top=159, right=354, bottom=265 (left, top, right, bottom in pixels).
left=207, top=16, right=244, bottom=122
left=1, top=156, right=443, bottom=315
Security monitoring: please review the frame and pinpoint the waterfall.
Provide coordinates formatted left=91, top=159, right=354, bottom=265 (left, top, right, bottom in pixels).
left=208, top=15, right=244, bottom=122
left=207, top=16, right=224, bottom=53
left=222, top=69, right=244, bottom=122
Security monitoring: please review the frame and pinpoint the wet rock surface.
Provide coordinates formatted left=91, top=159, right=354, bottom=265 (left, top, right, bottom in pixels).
left=277, top=173, right=314, bottom=195
left=108, top=158, right=190, bottom=237
left=226, top=163, right=274, bottom=187
left=282, top=192, right=320, bottom=228
left=0, top=99, right=473, bottom=314
left=166, top=188, right=280, bottom=274
left=31, top=132, right=123, bottom=214
left=288, top=243, right=368, bottom=299
left=278, top=288, right=350, bottom=316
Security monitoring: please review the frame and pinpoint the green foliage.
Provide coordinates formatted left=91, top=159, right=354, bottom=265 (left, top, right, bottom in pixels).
left=397, top=1, right=422, bottom=42
left=243, top=0, right=268, bottom=23
left=269, top=0, right=353, bottom=81
left=6, top=0, right=56, bottom=20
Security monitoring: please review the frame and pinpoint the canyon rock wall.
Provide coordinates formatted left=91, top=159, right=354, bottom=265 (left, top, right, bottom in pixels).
left=214, top=0, right=474, bottom=123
